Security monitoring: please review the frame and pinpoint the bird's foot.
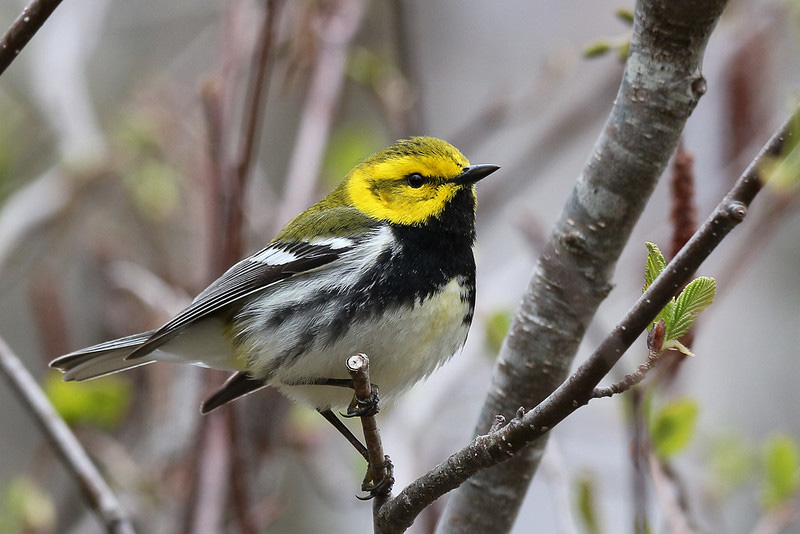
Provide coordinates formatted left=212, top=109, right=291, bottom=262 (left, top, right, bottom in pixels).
left=358, top=455, right=394, bottom=500
left=342, top=385, right=380, bottom=418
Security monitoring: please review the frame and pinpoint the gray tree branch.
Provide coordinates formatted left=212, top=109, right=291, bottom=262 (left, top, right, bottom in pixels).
left=374, top=104, right=798, bottom=534
left=435, top=0, right=728, bottom=532
left=0, top=336, right=135, bottom=533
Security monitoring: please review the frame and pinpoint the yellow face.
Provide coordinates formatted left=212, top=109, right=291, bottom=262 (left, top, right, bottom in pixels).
left=345, top=138, right=472, bottom=226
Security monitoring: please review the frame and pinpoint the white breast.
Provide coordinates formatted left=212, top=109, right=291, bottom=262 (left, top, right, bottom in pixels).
left=252, top=277, right=470, bottom=410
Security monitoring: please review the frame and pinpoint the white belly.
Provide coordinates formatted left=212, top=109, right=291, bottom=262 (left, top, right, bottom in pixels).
left=248, top=277, right=471, bottom=410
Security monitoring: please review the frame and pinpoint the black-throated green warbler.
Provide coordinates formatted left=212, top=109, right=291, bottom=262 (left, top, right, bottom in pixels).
left=51, top=136, right=498, bottom=441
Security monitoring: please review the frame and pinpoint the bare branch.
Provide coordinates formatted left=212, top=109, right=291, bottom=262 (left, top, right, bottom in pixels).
left=389, top=0, right=423, bottom=136
left=437, top=1, right=729, bottom=530
left=233, top=0, right=281, bottom=189
left=346, top=355, right=392, bottom=502
left=227, top=406, right=258, bottom=534
left=0, top=0, right=64, bottom=76
left=752, top=504, right=799, bottom=534
left=183, top=407, right=231, bottom=534
left=649, top=455, right=700, bottom=534
left=591, top=350, right=664, bottom=399
left=0, top=336, right=135, bottom=534
left=213, top=0, right=283, bottom=273
left=375, top=104, right=800, bottom=534
left=275, top=0, right=367, bottom=229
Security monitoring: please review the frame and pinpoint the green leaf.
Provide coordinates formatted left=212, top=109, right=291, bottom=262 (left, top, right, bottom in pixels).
left=615, top=8, right=635, bottom=25
left=708, top=432, right=757, bottom=498
left=0, top=476, right=55, bottom=533
left=45, top=373, right=132, bottom=429
left=668, top=276, right=716, bottom=340
left=575, top=473, right=602, bottom=534
left=616, top=41, right=631, bottom=63
left=323, top=124, right=383, bottom=188
left=644, top=242, right=671, bottom=333
left=643, top=242, right=666, bottom=292
left=484, top=309, right=512, bottom=355
left=583, top=41, right=612, bottom=58
left=761, top=434, right=800, bottom=509
left=649, top=398, right=699, bottom=459
left=125, top=158, right=181, bottom=222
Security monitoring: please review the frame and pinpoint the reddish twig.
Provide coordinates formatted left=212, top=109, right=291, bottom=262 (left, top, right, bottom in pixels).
left=219, top=0, right=282, bottom=269
left=669, top=142, right=698, bottom=261
left=0, top=0, right=64, bottom=76
left=222, top=5, right=281, bottom=533
left=28, top=271, right=71, bottom=360
left=389, top=0, right=423, bottom=136
left=233, top=0, right=280, bottom=188
left=275, top=0, right=367, bottom=228
left=192, top=5, right=283, bottom=532
left=659, top=141, right=700, bottom=381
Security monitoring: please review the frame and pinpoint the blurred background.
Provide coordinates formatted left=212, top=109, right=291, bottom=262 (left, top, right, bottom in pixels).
left=0, top=0, right=799, bottom=532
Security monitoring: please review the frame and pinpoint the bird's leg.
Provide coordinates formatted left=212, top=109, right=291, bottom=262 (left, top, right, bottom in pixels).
left=343, top=384, right=380, bottom=418
left=305, top=377, right=381, bottom=418
left=317, top=407, right=393, bottom=498
left=311, top=375, right=390, bottom=497
left=317, top=408, right=368, bottom=460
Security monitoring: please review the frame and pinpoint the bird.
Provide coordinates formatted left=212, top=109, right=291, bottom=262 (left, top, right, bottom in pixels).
left=50, top=136, right=498, bottom=468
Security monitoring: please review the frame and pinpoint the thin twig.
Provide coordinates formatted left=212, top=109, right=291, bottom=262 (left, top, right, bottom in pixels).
left=630, top=388, right=649, bottom=534
left=275, top=0, right=367, bottom=228
left=658, top=141, right=700, bottom=382
left=389, top=0, right=423, bottom=136
left=222, top=5, right=281, bottom=532
left=28, top=270, right=71, bottom=360
left=374, top=106, right=800, bottom=534
left=227, top=406, right=258, bottom=534
left=346, top=354, right=392, bottom=504
left=191, top=4, right=283, bottom=532
left=217, top=0, right=282, bottom=272
left=0, top=336, right=135, bottom=534
left=184, top=407, right=231, bottom=534
left=591, top=350, right=664, bottom=398
left=233, top=0, right=280, bottom=189
left=752, top=503, right=798, bottom=534
left=649, top=455, right=699, bottom=534
left=0, top=0, right=64, bottom=76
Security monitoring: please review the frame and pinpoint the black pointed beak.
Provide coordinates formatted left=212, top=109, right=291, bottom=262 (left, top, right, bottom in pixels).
left=452, top=164, right=500, bottom=186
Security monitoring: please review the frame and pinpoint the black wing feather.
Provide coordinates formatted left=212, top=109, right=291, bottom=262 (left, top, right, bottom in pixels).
left=125, top=242, right=348, bottom=360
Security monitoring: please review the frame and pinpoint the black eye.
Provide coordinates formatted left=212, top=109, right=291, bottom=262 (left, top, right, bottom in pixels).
left=406, top=173, right=425, bottom=188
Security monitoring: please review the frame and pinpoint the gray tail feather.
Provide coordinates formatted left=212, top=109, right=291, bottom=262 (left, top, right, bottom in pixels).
left=50, top=331, right=158, bottom=381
